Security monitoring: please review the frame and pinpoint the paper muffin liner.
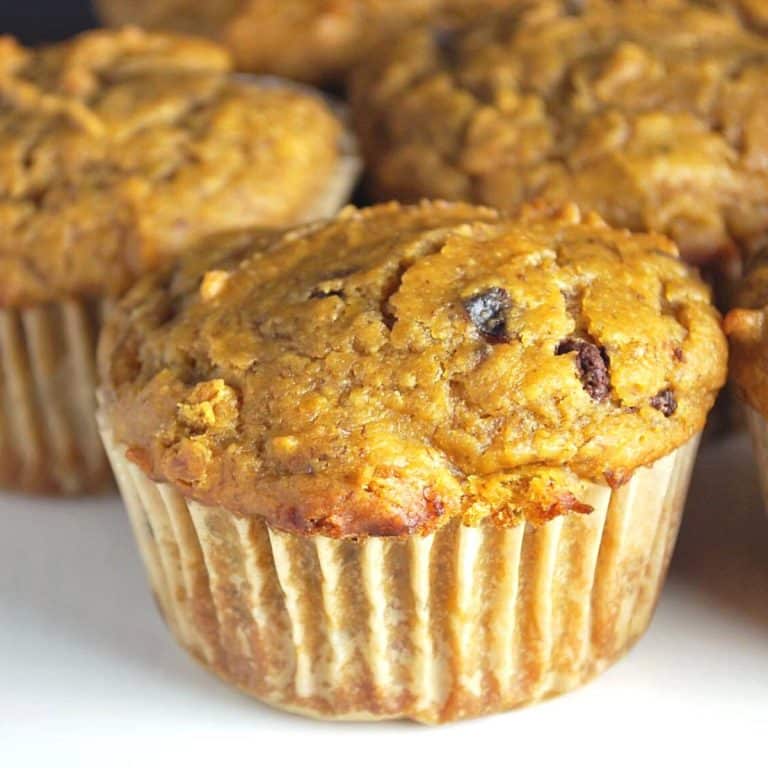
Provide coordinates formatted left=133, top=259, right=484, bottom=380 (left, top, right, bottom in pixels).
left=233, top=74, right=361, bottom=223
left=744, top=406, right=768, bottom=508
left=0, top=298, right=110, bottom=494
left=100, top=417, right=699, bottom=724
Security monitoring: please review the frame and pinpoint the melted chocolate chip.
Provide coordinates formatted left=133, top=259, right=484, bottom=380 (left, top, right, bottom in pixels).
left=650, top=388, right=677, bottom=417
left=565, top=0, right=586, bottom=14
left=433, top=26, right=459, bottom=64
left=556, top=338, right=611, bottom=401
left=463, top=287, right=512, bottom=342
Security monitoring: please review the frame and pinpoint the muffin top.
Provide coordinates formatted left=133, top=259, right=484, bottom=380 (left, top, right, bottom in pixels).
left=351, top=0, right=768, bottom=265
left=100, top=201, right=726, bottom=538
left=0, top=27, right=347, bottom=307
left=94, top=0, right=537, bottom=85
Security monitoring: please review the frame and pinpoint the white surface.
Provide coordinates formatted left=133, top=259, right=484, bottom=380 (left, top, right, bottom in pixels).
left=1, top=433, right=767, bottom=766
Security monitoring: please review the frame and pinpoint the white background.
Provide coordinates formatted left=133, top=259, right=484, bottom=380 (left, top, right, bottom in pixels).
left=2, top=432, right=767, bottom=766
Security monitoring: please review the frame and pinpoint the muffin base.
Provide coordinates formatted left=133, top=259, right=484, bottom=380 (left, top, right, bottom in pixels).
left=0, top=299, right=109, bottom=494
left=745, top=406, right=768, bottom=507
left=100, top=422, right=699, bottom=724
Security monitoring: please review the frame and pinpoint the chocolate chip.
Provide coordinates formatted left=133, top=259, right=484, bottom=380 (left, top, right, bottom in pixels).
left=463, top=287, right=512, bottom=342
left=672, top=347, right=684, bottom=362
left=556, top=338, right=611, bottom=401
left=565, top=0, right=586, bottom=14
left=433, top=26, right=459, bottom=63
left=650, top=388, right=677, bottom=417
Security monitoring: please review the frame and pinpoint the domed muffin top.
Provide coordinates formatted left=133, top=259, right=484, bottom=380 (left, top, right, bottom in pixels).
left=0, top=27, right=347, bottom=306
left=100, top=201, right=726, bottom=537
left=351, top=0, right=768, bottom=265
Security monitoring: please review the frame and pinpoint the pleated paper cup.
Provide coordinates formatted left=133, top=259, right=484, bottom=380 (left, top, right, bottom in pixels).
left=100, top=415, right=700, bottom=724
left=744, top=405, right=768, bottom=508
left=0, top=298, right=110, bottom=494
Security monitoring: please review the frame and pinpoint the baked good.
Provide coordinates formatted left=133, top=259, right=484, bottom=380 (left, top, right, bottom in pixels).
left=350, top=0, right=768, bottom=267
left=700, top=0, right=768, bottom=31
left=724, top=253, right=768, bottom=502
left=0, top=27, right=358, bottom=494
left=98, top=201, right=726, bottom=722
left=92, top=0, right=540, bottom=85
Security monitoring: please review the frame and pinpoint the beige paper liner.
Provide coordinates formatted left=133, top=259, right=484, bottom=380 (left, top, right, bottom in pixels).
left=745, top=405, right=768, bottom=506
left=100, top=419, right=700, bottom=724
left=0, top=298, right=110, bottom=494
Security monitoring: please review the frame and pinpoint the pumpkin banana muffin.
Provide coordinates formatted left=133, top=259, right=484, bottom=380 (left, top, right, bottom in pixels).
left=351, top=0, right=768, bottom=268
left=92, top=0, right=546, bottom=86
left=98, top=201, right=726, bottom=722
left=724, top=255, right=768, bottom=505
left=0, top=27, right=358, bottom=495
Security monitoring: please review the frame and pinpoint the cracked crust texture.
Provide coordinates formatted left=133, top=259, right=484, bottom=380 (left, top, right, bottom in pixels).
left=724, top=254, right=768, bottom=416
left=99, top=201, right=727, bottom=538
left=92, top=0, right=544, bottom=85
left=350, top=0, right=768, bottom=266
left=0, top=27, right=346, bottom=307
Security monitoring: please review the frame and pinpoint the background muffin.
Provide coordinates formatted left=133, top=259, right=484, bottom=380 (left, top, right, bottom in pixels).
left=351, top=0, right=768, bottom=268
left=725, top=256, right=768, bottom=503
left=98, top=201, right=726, bottom=722
left=0, top=27, right=357, bottom=494
left=92, top=0, right=550, bottom=86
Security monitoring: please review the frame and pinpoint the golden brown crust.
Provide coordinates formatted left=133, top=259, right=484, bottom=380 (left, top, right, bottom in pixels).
left=350, top=0, right=768, bottom=265
left=99, top=201, right=726, bottom=538
left=93, top=0, right=548, bottom=85
left=0, top=27, right=347, bottom=306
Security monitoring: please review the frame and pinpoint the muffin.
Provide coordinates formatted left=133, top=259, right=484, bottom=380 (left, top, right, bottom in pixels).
left=97, top=201, right=726, bottom=723
left=350, top=0, right=768, bottom=269
left=699, top=0, right=768, bottom=31
left=92, top=0, right=543, bottom=86
left=0, top=27, right=358, bottom=495
left=724, top=257, right=768, bottom=503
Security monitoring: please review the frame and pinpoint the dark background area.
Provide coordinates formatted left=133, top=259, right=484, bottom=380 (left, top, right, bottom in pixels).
left=1, top=1, right=96, bottom=43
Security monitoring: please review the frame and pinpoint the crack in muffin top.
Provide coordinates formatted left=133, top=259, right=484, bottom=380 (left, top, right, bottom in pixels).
left=0, top=27, right=346, bottom=306
left=350, top=0, right=768, bottom=266
left=100, top=201, right=727, bottom=538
